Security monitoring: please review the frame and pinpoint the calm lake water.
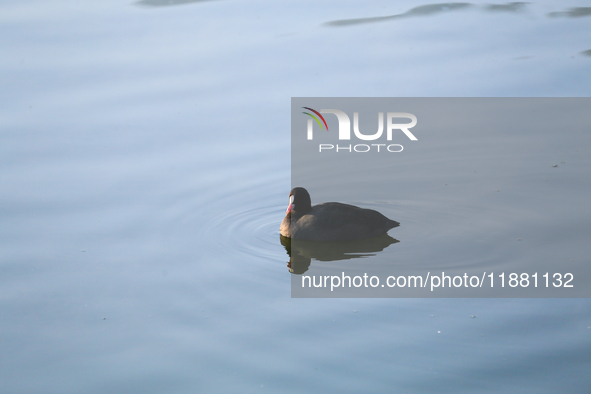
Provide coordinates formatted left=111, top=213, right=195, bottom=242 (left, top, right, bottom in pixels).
left=1, top=1, right=590, bottom=393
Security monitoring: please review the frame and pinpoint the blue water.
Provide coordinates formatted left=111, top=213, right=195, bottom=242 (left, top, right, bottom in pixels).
left=1, top=1, right=590, bottom=392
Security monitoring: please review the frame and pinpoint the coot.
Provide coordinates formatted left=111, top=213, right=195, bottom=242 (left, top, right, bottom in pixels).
left=280, top=187, right=399, bottom=241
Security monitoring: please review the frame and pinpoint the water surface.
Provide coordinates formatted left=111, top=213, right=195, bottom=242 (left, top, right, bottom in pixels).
left=1, top=0, right=590, bottom=392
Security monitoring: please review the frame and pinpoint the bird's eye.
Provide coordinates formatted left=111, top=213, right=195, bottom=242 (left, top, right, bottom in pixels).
left=289, top=195, right=294, bottom=204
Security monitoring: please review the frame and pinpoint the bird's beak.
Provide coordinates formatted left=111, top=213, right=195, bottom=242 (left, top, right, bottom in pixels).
left=286, top=203, right=293, bottom=214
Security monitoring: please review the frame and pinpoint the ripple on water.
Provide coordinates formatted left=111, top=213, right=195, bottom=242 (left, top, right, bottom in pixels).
left=190, top=174, right=288, bottom=264
left=207, top=203, right=286, bottom=261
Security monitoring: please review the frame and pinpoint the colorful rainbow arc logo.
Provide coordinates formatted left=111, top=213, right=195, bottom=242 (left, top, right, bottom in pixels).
left=302, top=107, right=329, bottom=131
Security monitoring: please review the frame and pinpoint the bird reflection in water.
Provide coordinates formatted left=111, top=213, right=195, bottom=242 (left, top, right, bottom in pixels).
left=280, top=234, right=399, bottom=275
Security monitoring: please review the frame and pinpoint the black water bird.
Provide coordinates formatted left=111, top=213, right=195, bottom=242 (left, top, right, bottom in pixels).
left=280, top=187, right=399, bottom=241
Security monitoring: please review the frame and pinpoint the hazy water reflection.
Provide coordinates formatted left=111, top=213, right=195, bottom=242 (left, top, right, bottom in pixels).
left=326, top=2, right=591, bottom=28
left=325, top=2, right=473, bottom=27
left=485, top=2, right=528, bottom=13
left=548, top=7, right=591, bottom=18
